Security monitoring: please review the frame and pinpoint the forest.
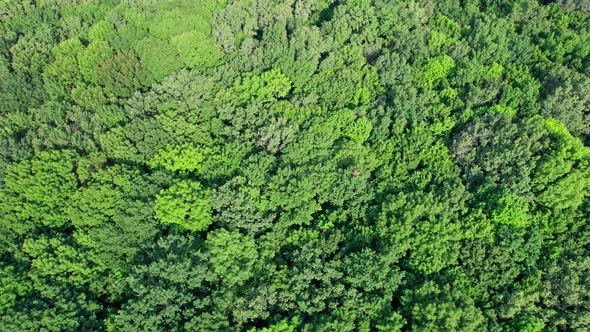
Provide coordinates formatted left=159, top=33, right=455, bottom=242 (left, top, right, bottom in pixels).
left=1, top=0, right=590, bottom=331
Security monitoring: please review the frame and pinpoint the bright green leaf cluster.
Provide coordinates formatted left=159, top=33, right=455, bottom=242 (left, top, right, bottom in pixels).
left=155, top=179, right=213, bottom=232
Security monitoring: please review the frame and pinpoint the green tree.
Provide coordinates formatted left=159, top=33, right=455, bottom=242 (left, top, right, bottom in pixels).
left=0, top=150, right=77, bottom=234
left=154, top=179, right=213, bottom=232
left=533, top=117, right=590, bottom=211
left=43, top=38, right=84, bottom=98
left=108, top=235, right=223, bottom=331
left=97, top=49, right=152, bottom=97
left=134, top=37, right=183, bottom=82
left=171, top=31, right=223, bottom=70
left=66, top=165, right=161, bottom=273
left=207, top=229, right=258, bottom=287
left=401, top=280, right=486, bottom=331
left=78, top=41, right=112, bottom=83
left=149, top=143, right=212, bottom=174
left=231, top=69, right=292, bottom=104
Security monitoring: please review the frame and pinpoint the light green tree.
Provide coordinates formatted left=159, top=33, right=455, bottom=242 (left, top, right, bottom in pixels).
left=154, top=179, right=213, bottom=232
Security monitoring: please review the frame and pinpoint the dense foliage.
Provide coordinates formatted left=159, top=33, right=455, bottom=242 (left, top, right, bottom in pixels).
left=1, top=0, right=590, bottom=331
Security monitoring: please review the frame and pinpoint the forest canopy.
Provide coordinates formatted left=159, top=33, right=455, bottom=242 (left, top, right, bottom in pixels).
left=1, top=0, right=590, bottom=331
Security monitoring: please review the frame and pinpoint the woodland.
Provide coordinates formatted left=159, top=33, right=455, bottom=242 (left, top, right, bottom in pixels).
left=1, top=0, right=590, bottom=331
